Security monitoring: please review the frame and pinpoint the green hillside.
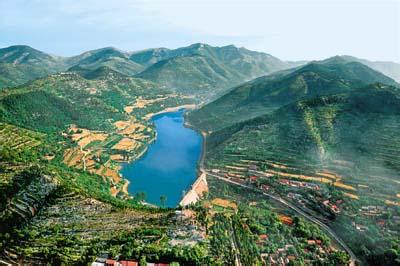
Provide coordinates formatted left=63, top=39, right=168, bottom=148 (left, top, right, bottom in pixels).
left=135, top=43, right=298, bottom=98
left=340, top=55, right=400, bottom=82
left=67, top=47, right=144, bottom=76
left=136, top=54, right=240, bottom=96
left=0, top=71, right=188, bottom=132
left=0, top=45, right=67, bottom=88
left=187, top=58, right=397, bottom=131
left=0, top=45, right=65, bottom=69
left=129, top=47, right=172, bottom=66
left=204, top=83, right=400, bottom=262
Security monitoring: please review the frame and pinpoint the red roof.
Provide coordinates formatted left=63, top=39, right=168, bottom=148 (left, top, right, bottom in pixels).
left=259, top=234, right=268, bottom=240
left=249, top=175, right=258, bottom=181
left=106, top=259, right=117, bottom=265
left=119, top=261, right=138, bottom=266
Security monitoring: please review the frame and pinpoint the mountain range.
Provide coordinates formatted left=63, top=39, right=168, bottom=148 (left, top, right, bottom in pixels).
left=0, top=44, right=299, bottom=96
left=187, top=56, right=398, bottom=131
left=1, top=44, right=399, bottom=98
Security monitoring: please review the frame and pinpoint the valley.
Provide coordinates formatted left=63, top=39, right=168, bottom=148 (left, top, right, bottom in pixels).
left=0, top=43, right=400, bottom=265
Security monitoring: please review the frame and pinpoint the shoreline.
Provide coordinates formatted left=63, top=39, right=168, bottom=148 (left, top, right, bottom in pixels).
left=118, top=104, right=204, bottom=207
left=181, top=115, right=209, bottom=207
left=144, top=104, right=197, bottom=120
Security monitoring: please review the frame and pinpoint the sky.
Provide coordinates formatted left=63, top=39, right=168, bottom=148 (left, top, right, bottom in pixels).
left=0, top=0, right=399, bottom=62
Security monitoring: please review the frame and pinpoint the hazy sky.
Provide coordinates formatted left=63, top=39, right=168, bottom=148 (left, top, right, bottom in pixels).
left=0, top=0, right=399, bottom=62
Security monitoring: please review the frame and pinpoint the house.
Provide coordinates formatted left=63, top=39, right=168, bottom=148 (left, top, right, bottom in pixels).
left=249, top=175, right=258, bottom=182
left=260, top=184, right=270, bottom=191
left=259, top=234, right=268, bottom=240
left=92, top=261, right=106, bottom=266
left=106, top=259, right=117, bottom=266
left=118, top=261, right=138, bottom=266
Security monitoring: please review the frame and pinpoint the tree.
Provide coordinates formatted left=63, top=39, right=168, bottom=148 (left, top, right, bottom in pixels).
left=328, top=251, right=350, bottom=265
left=135, top=191, right=147, bottom=202
left=160, top=195, right=167, bottom=208
left=139, top=255, right=147, bottom=266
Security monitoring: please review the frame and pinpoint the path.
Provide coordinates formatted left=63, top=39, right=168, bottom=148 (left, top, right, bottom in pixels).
left=206, top=171, right=358, bottom=266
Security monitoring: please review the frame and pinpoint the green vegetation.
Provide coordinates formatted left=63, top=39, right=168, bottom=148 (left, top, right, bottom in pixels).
left=197, top=83, right=400, bottom=264
left=188, top=58, right=397, bottom=131
left=136, top=43, right=298, bottom=98
left=204, top=175, right=351, bottom=265
left=2, top=43, right=400, bottom=265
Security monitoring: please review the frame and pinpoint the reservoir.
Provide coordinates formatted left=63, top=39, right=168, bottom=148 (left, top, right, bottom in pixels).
left=120, top=109, right=202, bottom=207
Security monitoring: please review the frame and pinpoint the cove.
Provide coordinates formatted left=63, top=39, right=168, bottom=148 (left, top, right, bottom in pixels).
left=120, top=109, right=202, bottom=207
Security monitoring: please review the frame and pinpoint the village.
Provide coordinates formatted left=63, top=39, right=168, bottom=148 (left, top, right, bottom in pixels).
left=206, top=157, right=400, bottom=244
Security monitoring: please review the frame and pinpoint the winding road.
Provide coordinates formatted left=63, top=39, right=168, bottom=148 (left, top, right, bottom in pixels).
left=193, top=128, right=356, bottom=265
left=205, top=171, right=358, bottom=266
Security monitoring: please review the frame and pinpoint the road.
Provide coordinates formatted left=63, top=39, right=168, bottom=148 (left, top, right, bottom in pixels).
left=205, top=171, right=358, bottom=266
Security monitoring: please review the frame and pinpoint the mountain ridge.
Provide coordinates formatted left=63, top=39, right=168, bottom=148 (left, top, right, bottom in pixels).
left=187, top=57, right=398, bottom=131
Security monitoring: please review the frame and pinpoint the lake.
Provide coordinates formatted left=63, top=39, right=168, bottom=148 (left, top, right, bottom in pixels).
left=120, top=109, right=202, bottom=207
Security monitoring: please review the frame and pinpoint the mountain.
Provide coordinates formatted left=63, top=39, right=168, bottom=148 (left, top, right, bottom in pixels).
left=135, top=43, right=299, bottom=97
left=0, top=69, right=187, bottom=132
left=204, top=83, right=400, bottom=262
left=129, top=47, right=172, bottom=66
left=0, top=45, right=67, bottom=88
left=340, top=55, right=400, bottom=82
left=68, top=65, right=130, bottom=80
left=187, top=58, right=398, bottom=131
left=0, top=45, right=64, bottom=69
left=0, top=44, right=302, bottom=95
left=67, top=47, right=144, bottom=76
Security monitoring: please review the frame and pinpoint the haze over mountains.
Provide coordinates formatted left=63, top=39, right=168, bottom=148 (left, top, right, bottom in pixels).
left=188, top=56, right=398, bottom=131
left=1, top=43, right=399, bottom=97
left=0, top=44, right=297, bottom=95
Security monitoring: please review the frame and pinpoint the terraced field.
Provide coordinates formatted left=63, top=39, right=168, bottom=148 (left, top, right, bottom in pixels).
left=201, top=84, right=400, bottom=263
left=0, top=123, right=43, bottom=152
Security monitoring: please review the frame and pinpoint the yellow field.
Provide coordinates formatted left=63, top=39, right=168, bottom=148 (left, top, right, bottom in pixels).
left=225, top=165, right=247, bottom=171
left=344, top=192, right=359, bottom=200
left=112, top=138, right=141, bottom=151
left=211, top=198, right=237, bottom=209
left=385, top=200, right=400, bottom=206
left=131, top=96, right=168, bottom=109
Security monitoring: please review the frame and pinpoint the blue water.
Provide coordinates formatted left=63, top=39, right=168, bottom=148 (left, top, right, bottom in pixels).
left=120, top=110, right=202, bottom=207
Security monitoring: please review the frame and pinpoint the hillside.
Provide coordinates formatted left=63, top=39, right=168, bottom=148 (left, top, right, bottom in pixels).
left=340, top=55, right=400, bottom=82
left=187, top=58, right=398, bottom=131
left=136, top=54, right=240, bottom=96
left=0, top=71, right=192, bottom=131
left=204, top=83, right=400, bottom=262
left=0, top=122, right=209, bottom=264
left=0, top=69, right=210, bottom=263
left=0, top=44, right=300, bottom=95
left=0, top=45, right=67, bottom=88
left=135, top=43, right=298, bottom=98
left=67, top=47, right=144, bottom=76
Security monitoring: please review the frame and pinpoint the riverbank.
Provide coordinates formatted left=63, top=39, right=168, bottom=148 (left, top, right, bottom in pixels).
left=180, top=117, right=209, bottom=206
left=144, top=104, right=197, bottom=120
left=120, top=109, right=203, bottom=207
left=179, top=171, right=208, bottom=206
